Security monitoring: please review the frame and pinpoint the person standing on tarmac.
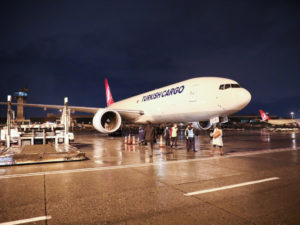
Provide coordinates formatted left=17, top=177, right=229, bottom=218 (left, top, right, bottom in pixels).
left=170, top=124, right=178, bottom=148
left=210, top=123, right=224, bottom=156
left=138, top=126, right=145, bottom=145
left=144, top=121, right=156, bottom=157
left=164, top=126, right=171, bottom=146
left=185, top=123, right=198, bottom=152
left=184, top=125, right=189, bottom=149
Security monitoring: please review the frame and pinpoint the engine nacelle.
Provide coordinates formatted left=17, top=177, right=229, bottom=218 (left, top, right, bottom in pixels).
left=193, top=121, right=212, bottom=130
left=193, top=116, right=228, bottom=130
left=92, top=109, right=122, bottom=133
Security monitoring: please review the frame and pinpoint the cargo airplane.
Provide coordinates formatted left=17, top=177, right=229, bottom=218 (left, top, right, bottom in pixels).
left=259, top=109, right=300, bottom=127
left=1, top=77, right=251, bottom=133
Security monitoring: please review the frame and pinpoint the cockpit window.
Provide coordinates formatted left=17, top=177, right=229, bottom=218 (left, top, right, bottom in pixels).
left=219, top=83, right=241, bottom=90
left=231, top=84, right=240, bottom=88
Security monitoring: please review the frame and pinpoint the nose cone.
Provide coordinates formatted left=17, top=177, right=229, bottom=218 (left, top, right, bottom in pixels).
left=237, top=88, right=251, bottom=109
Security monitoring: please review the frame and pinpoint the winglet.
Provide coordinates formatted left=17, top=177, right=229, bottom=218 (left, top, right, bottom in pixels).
left=105, top=78, right=114, bottom=106
left=259, top=109, right=270, bottom=121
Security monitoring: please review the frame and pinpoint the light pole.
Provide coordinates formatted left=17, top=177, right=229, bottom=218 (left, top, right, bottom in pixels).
left=64, top=97, right=69, bottom=147
left=290, top=112, right=294, bottom=119
left=7, top=95, right=11, bottom=148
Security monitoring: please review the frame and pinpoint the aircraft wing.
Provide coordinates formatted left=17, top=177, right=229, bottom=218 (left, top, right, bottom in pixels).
left=0, top=102, right=144, bottom=120
left=0, top=102, right=100, bottom=114
left=114, top=109, right=144, bottom=121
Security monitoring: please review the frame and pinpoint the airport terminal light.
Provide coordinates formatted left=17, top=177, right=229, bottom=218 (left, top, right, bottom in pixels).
left=64, top=97, right=68, bottom=104
left=290, top=112, right=294, bottom=119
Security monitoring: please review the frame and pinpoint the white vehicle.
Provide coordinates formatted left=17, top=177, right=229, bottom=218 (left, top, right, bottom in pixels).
left=1, top=77, right=251, bottom=133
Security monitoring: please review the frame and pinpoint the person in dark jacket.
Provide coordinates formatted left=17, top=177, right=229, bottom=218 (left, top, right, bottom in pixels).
left=138, top=126, right=145, bottom=145
left=164, top=126, right=171, bottom=146
left=144, top=122, right=156, bottom=157
left=184, top=125, right=189, bottom=149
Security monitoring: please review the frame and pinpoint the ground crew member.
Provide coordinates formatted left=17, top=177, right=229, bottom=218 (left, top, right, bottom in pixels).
left=164, top=126, right=171, bottom=146
left=210, top=123, right=224, bottom=156
left=170, top=124, right=178, bottom=148
left=185, top=123, right=198, bottom=152
left=144, top=121, right=156, bottom=157
left=138, top=126, right=145, bottom=145
left=184, top=125, right=189, bottom=149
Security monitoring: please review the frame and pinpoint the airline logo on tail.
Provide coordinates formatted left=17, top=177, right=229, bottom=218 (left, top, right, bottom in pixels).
left=105, top=78, right=114, bottom=106
left=259, top=109, right=270, bottom=121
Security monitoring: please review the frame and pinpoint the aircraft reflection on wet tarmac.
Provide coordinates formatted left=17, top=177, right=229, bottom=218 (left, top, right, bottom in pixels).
left=72, top=129, right=300, bottom=166
left=1, top=129, right=300, bottom=225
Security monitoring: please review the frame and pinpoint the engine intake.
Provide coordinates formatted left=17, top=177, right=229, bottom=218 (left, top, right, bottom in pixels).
left=193, top=121, right=212, bottom=130
left=93, top=109, right=122, bottom=133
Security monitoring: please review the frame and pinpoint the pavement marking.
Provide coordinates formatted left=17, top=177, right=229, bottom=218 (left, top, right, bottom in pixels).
left=0, top=216, right=52, bottom=225
left=0, top=147, right=298, bottom=179
left=0, top=158, right=215, bottom=179
left=184, top=177, right=280, bottom=196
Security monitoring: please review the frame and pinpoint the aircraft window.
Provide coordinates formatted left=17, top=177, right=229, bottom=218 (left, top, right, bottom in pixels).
left=225, top=84, right=230, bottom=89
left=231, top=84, right=241, bottom=88
left=219, top=83, right=241, bottom=90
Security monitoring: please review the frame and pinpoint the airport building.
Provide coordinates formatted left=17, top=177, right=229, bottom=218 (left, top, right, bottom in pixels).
left=13, top=88, right=29, bottom=122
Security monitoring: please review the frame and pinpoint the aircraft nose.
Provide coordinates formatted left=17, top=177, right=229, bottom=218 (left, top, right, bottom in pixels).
left=237, top=88, right=251, bottom=109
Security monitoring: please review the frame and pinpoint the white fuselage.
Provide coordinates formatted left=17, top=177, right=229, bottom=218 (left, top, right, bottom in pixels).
left=108, top=77, right=251, bottom=123
left=266, top=119, right=299, bottom=126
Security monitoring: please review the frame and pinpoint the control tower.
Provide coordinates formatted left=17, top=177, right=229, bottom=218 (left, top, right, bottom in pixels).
left=14, top=88, right=29, bottom=121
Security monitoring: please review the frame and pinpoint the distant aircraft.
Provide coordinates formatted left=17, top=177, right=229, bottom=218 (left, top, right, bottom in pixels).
left=259, top=109, right=300, bottom=127
left=1, top=77, right=251, bottom=133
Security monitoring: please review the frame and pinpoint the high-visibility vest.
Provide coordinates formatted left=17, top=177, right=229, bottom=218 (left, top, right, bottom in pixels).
left=171, top=127, right=177, bottom=137
left=187, top=129, right=194, bottom=138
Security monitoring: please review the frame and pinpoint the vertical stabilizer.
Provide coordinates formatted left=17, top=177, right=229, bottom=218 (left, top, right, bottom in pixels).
left=259, top=109, right=270, bottom=121
left=105, top=78, right=114, bottom=106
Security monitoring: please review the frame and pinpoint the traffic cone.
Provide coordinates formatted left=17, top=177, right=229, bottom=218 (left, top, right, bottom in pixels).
left=160, top=135, right=164, bottom=147
left=124, top=136, right=127, bottom=144
left=128, top=134, right=132, bottom=145
left=132, top=136, right=136, bottom=145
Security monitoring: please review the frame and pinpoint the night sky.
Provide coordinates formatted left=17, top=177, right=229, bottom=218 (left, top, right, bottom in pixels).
left=0, top=1, right=299, bottom=118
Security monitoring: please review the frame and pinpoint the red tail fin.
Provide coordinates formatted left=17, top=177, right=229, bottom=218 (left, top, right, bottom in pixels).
left=105, top=78, right=114, bottom=106
left=259, top=109, right=270, bottom=121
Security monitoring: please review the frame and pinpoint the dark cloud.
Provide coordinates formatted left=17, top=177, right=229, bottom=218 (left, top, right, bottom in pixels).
left=0, top=0, right=299, bottom=117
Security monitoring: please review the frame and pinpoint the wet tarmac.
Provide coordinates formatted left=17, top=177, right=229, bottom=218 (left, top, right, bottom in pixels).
left=0, top=129, right=300, bottom=225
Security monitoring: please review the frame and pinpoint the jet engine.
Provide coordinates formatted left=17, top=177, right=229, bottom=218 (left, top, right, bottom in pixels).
left=92, top=109, right=122, bottom=133
left=193, top=116, right=228, bottom=130
left=193, top=121, right=212, bottom=130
